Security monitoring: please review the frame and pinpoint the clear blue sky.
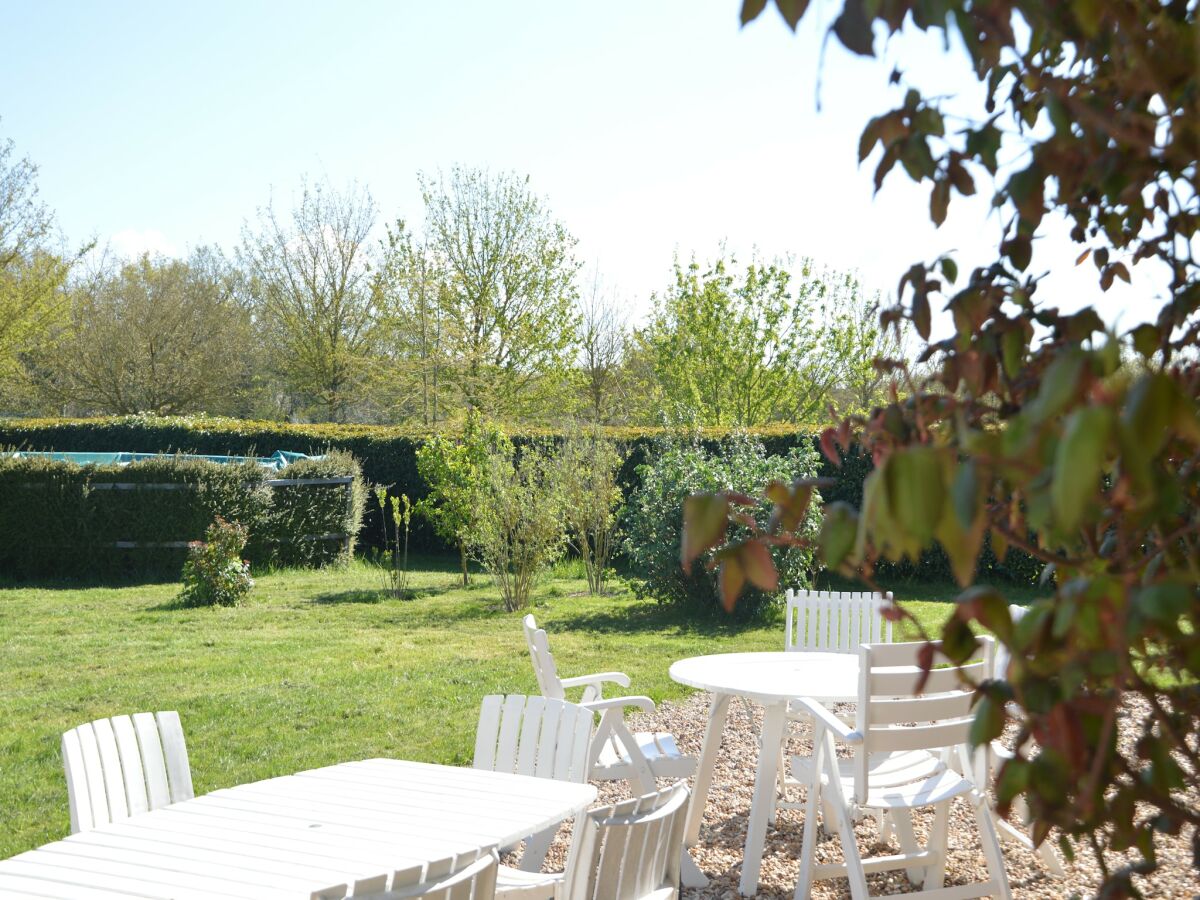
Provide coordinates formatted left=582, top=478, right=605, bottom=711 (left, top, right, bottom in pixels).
left=1, top=0, right=1154, bottom=329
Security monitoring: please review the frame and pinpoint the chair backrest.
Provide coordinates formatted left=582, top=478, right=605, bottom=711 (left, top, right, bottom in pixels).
left=851, top=638, right=995, bottom=804
left=523, top=614, right=566, bottom=700
left=312, top=846, right=499, bottom=900
left=993, top=603, right=1028, bottom=681
left=473, top=694, right=593, bottom=784
left=784, top=589, right=894, bottom=652
left=62, top=710, right=194, bottom=834
left=559, top=781, right=690, bottom=900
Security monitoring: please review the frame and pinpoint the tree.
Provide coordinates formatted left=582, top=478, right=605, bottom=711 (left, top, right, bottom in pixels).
left=241, top=179, right=379, bottom=422
left=556, top=429, right=623, bottom=594
left=418, top=167, right=581, bottom=421
left=32, top=249, right=252, bottom=415
left=374, top=220, right=449, bottom=426
left=685, top=1, right=1199, bottom=891
left=414, top=414, right=510, bottom=586
left=0, top=133, right=74, bottom=391
left=636, top=253, right=871, bottom=426
left=576, top=275, right=631, bottom=425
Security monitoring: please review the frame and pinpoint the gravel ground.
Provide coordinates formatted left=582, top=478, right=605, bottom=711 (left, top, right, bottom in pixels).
left=522, top=693, right=1198, bottom=899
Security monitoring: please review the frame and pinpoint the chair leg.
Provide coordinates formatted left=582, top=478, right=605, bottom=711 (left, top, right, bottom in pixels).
left=793, top=735, right=825, bottom=900
left=772, top=744, right=787, bottom=824
left=890, top=809, right=926, bottom=886
left=518, top=825, right=557, bottom=872
left=835, top=798, right=871, bottom=900
left=974, top=795, right=1014, bottom=900
left=924, top=801, right=951, bottom=890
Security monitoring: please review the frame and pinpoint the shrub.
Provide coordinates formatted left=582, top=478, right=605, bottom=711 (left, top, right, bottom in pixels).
left=622, top=432, right=821, bottom=619
left=374, top=486, right=413, bottom=599
left=556, top=430, right=623, bottom=595
left=0, top=450, right=364, bottom=579
left=467, top=440, right=566, bottom=612
left=178, top=517, right=254, bottom=607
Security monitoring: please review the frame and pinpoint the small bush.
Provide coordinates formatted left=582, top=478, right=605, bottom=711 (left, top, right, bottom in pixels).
left=556, top=430, right=623, bottom=595
left=622, top=432, right=821, bottom=620
left=467, top=440, right=566, bottom=612
left=178, top=518, right=254, bottom=607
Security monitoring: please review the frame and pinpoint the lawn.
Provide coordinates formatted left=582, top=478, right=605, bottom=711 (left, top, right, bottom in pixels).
left=0, top=557, right=1040, bottom=860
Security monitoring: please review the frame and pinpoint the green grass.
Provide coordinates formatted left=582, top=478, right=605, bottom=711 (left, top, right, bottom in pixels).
left=0, top=558, right=1024, bottom=859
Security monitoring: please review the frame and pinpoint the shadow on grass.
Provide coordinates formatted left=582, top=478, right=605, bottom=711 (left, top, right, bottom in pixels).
left=312, top=589, right=384, bottom=605
left=548, top=600, right=767, bottom=638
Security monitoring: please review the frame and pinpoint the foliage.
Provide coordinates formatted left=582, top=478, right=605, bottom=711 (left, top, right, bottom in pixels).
left=177, top=517, right=254, bottom=607
left=374, top=485, right=413, bottom=599
left=414, top=414, right=512, bottom=584
left=0, top=450, right=363, bottom=578
left=376, top=167, right=581, bottom=423
left=635, top=253, right=891, bottom=426
left=240, top=178, right=379, bottom=422
left=556, top=429, right=623, bottom=594
left=691, top=1, right=1200, bottom=889
left=0, top=414, right=1050, bottom=581
left=467, top=440, right=566, bottom=612
left=0, top=129, right=80, bottom=392
left=28, top=249, right=252, bottom=416
left=625, top=432, right=820, bottom=620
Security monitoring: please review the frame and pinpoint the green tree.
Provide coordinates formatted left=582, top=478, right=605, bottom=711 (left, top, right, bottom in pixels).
left=414, top=414, right=511, bottom=586
left=556, top=428, right=624, bottom=594
left=241, top=178, right=379, bottom=422
left=417, top=167, right=581, bottom=421
left=637, top=253, right=874, bottom=426
left=32, top=249, right=252, bottom=415
left=686, top=1, right=1199, bottom=889
left=0, top=133, right=76, bottom=395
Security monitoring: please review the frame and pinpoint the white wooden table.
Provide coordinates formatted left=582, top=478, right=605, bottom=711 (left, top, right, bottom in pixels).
left=669, top=651, right=859, bottom=896
left=0, top=758, right=597, bottom=899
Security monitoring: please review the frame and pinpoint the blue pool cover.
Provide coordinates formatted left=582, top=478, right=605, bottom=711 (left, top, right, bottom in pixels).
left=4, top=450, right=313, bottom=471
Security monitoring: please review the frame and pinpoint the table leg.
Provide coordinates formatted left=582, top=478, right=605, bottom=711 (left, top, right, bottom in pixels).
left=685, top=692, right=731, bottom=846
left=739, top=701, right=786, bottom=896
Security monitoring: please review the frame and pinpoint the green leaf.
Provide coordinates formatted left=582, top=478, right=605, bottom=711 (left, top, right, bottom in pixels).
left=740, top=0, right=769, bottom=25
left=820, top=502, right=858, bottom=569
left=832, top=0, right=874, bottom=56
left=681, top=493, right=729, bottom=573
left=771, top=0, right=811, bottom=29
left=1129, top=323, right=1160, bottom=359
left=718, top=557, right=745, bottom=613
left=912, top=295, right=931, bottom=340
left=1051, top=405, right=1114, bottom=535
left=1134, top=583, right=1192, bottom=624
left=930, top=178, right=950, bottom=226
left=969, top=695, right=1005, bottom=748
left=1027, top=351, right=1084, bottom=424
left=885, top=447, right=946, bottom=548
left=738, top=540, right=779, bottom=591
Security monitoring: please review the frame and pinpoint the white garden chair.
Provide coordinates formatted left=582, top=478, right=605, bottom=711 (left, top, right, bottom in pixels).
left=474, top=694, right=593, bottom=876
left=791, top=638, right=1011, bottom=900
left=522, top=615, right=695, bottom=795
left=312, top=845, right=500, bottom=900
left=62, top=710, right=194, bottom=834
left=494, top=781, right=690, bottom=900
left=776, top=589, right=894, bottom=820
left=985, top=605, right=1066, bottom=877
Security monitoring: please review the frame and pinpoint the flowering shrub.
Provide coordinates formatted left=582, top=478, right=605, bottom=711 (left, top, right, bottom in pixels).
left=178, top=517, right=254, bottom=607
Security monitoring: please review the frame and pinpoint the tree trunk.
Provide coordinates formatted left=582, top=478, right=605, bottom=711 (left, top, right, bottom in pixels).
left=459, top=543, right=469, bottom=586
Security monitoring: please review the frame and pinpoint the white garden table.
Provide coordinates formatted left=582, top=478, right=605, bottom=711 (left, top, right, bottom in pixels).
left=0, top=757, right=597, bottom=899
left=670, top=651, right=860, bottom=896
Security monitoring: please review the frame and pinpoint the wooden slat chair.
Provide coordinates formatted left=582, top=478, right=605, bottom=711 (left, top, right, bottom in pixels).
left=985, top=605, right=1065, bottom=877
left=522, top=615, right=695, bottom=796
left=496, top=781, right=690, bottom=900
left=61, top=711, right=194, bottom=834
left=312, top=845, right=500, bottom=900
left=777, top=589, right=894, bottom=821
left=791, top=639, right=1011, bottom=900
left=473, top=695, right=593, bottom=878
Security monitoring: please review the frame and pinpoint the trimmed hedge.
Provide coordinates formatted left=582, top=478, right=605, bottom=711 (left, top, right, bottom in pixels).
left=0, top=415, right=1041, bottom=586
left=0, top=448, right=365, bottom=579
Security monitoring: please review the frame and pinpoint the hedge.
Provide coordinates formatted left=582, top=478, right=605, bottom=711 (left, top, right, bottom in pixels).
left=0, top=415, right=1041, bottom=586
left=0, top=447, right=365, bottom=579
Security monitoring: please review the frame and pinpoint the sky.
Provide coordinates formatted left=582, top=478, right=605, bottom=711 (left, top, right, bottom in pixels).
left=0, top=1, right=1160, bottom=332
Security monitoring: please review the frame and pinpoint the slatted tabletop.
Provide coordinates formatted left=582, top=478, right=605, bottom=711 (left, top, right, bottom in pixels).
left=0, top=758, right=597, bottom=900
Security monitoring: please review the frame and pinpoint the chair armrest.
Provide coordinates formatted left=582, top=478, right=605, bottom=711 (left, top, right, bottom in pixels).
left=793, top=697, right=862, bottom=744
left=581, top=695, right=656, bottom=714
left=561, top=672, right=631, bottom=690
